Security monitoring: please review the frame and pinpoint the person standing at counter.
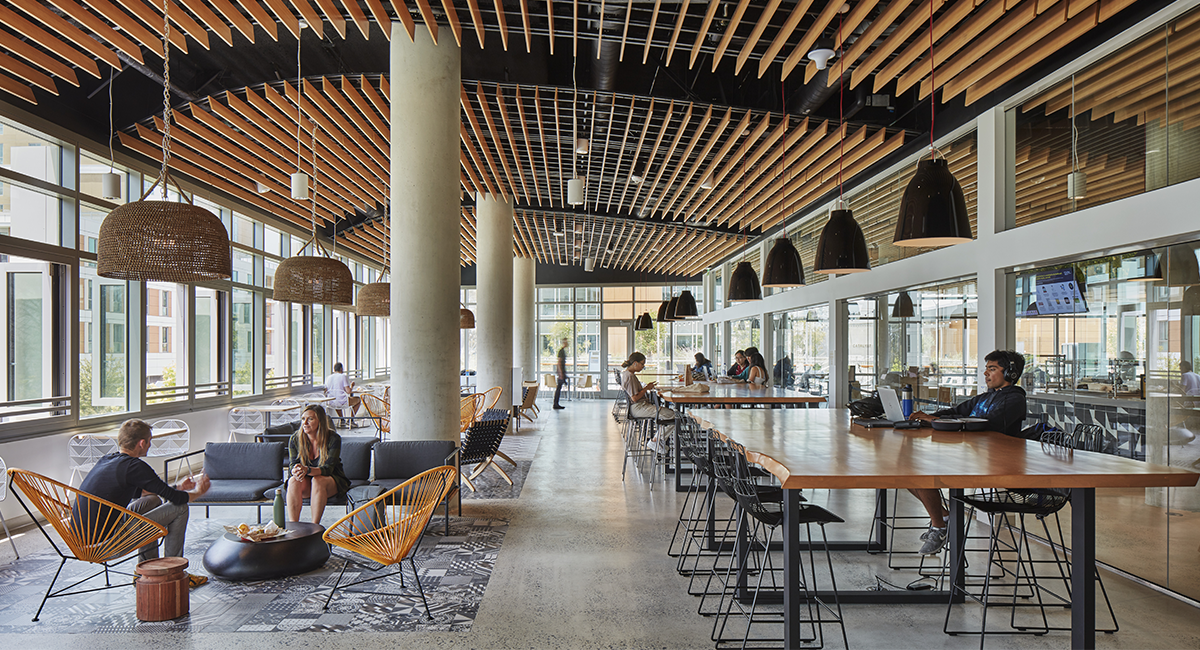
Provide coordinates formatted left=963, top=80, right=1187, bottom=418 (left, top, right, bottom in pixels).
left=906, top=350, right=1028, bottom=554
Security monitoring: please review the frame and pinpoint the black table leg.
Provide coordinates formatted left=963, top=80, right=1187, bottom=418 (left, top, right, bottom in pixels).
left=783, top=488, right=802, bottom=649
left=1071, top=487, right=1096, bottom=649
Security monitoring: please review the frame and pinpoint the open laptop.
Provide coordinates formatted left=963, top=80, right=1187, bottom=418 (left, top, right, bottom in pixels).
left=854, top=388, right=908, bottom=428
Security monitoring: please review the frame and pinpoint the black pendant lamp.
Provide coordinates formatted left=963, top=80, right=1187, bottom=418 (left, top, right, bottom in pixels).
left=656, top=299, right=672, bottom=322
left=635, top=312, right=654, bottom=330
left=893, top=158, right=972, bottom=247
left=727, top=262, right=763, bottom=302
left=762, top=237, right=805, bottom=287
left=1129, top=251, right=1162, bottom=282
left=814, top=206, right=871, bottom=274
left=892, top=291, right=915, bottom=318
left=674, top=290, right=700, bottom=319
left=665, top=296, right=681, bottom=321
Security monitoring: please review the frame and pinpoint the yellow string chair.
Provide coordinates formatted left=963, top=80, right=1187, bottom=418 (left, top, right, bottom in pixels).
left=321, top=465, right=457, bottom=617
left=6, top=468, right=168, bottom=622
left=361, top=393, right=390, bottom=438
left=459, top=393, right=486, bottom=433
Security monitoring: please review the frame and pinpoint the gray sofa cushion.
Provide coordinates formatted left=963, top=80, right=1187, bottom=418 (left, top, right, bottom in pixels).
left=339, top=438, right=375, bottom=482
left=204, top=442, right=286, bottom=480
left=197, top=479, right=282, bottom=502
left=264, top=421, right=299, bottom=438
left=374, top=440, right=456, bottom=482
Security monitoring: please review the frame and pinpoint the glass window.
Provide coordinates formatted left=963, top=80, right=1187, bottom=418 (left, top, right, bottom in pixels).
left=730, top=317, right=760, bottom=356
left=145, top=281, right=187, bottom=404
left=266, top=298, right=288, bottom=389
left=771, top=306, right=829, bottom=395
left=539, top=322, right=572, bottom=378
left=3, top=179, right=63, bottom=247
left=375, top=316, right=389, bottom=377
left=0, top=116, right=64, bottom=186
left=195, top=287, right=226, bottom=398
left=713, top=269, right=723, bottom=311
left=79, top=261, right=128, bottom=418
left=264, top=258, right=278, bottom=289
left=263, top=226, right=283, bottom=257
left=232, top=249, right=257, bottom=286
left=290, top=303, right=304, bottom=383
left=233, top=214, right=257, bottom=247
left=232, top=288, right=255, bottom=396
left=311, top=304, right=324, bottom=381
left=0, top=255, right=66, bottom=423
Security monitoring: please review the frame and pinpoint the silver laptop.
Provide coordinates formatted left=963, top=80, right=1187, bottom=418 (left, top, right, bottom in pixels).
left=854, top=388, right=908, bottom=428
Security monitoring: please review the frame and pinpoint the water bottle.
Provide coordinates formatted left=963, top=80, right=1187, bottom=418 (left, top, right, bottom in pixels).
left=273, top=489, right=285, bottom=528
left=900, top=385, right=914, bottom=419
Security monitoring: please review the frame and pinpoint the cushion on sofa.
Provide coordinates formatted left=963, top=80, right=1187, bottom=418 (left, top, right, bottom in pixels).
left=339, top=438, right=375, bottom=482
left=374, top=440, right=456, bottom=482
left=204, top=442, right=286, bottom=480
left=197, top=479, right=283, bottom=502
left=264, top=421, right=300, bottom=438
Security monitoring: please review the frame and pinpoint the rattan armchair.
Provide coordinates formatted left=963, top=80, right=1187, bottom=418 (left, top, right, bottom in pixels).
left=6, top=468, right=168, bottom=621
left=322, top=465, right=457, bottom=617
left=479, top=386, right=502, bottom=412
left=361, top=393, right=390, bottom=438
left=460, top=393, right=486, bottom=433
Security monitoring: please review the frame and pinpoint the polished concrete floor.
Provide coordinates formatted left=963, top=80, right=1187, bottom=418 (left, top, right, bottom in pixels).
left=2, top=398, right=1200, bottom=648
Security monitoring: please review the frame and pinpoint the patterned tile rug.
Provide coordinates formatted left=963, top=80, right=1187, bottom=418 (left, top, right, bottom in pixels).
left=460, top=435, right=540, bottom=500
left=0, top=515, right=507, bottom=633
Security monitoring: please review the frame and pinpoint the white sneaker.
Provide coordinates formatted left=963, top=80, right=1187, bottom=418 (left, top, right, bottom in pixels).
left=648, top=437, right=667, bottom=454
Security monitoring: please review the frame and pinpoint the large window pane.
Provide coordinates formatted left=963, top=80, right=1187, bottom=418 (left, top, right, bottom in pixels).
left=266, top=298, right=288, bottom=389
left=290, top=303, right=304, bottom=384
left=3, top=179, right=63, bottom=246
left=80, top=261, right=128, bottom=417
left=311, top=304, right=324, bottom=382
left=232, top=288, right=255, bottom=396
left=145, top=281, right=187, bottom=404
left=375, top=316, right=389, bottom=377
left=195, top=287, right=226, bottom=398
left=0, top=255, right=65, bottom=423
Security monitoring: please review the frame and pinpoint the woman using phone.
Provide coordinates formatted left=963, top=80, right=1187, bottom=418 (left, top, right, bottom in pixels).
left=620, top=352, right=675, bottom=454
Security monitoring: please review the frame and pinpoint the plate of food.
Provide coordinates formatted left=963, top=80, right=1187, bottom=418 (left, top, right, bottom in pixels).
left=223, top=521, right=288, bottom=542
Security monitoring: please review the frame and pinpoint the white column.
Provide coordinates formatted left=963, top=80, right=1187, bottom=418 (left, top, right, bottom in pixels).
left=389, top=28, right=460, bottom=441
left=476, top=194, right=515, bottom=407
left=513, top=256, right=537, bottom=382
left=975, top=106, right=1014, bottom=382
left=828, top=299, right=849, bottom=408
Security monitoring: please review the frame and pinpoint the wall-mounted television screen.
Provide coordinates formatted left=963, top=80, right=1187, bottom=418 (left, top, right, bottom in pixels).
left=1021, top=268, right=1089, bottom=316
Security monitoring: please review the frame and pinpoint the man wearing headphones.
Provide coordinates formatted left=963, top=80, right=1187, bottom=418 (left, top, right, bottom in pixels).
left=906, top=350, right=1028, bottom=554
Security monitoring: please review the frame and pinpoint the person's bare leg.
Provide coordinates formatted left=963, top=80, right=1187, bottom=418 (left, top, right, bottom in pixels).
left=907, top=488, right=948, bottom=527
left=309, top=475, right=336, bottom=524
left=286, top=477, right=310, bottom=522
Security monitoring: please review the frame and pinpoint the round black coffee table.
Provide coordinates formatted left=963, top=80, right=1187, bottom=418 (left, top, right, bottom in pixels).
left=203, top=521, right=330, bottom=581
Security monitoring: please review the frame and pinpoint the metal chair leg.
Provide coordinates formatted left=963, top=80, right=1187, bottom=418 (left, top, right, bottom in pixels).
left=410, top=557, right=432, bottom=619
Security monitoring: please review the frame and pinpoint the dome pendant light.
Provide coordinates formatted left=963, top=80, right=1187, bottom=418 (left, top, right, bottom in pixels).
left=814, top=14, right=869, bottom=276
left=727, top=135, right=762, bottom=303
left=97, top=0, right=230, bottom=283
left=635, top=312, right=653, bottom=330
left=655, top=299, right=672, bottom=322
left=893, top=0, right=972, bottom=248
left=460, top=303, right=476, bottom=329
left=273, top=124, right=353, bottom=305
left=892, top=291, right=915, bottom=318
left=665, top=296, right=681, bottom=321
left=763, top=237, right=805, bottom=287
left=674, top=290, right=700, bottom=319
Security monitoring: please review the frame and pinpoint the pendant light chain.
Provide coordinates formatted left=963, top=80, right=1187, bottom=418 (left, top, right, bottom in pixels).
left=108, top=66, right=115, bottom=172
left=310, top=122, right=317, bottom=238
left=159, top=0, right=171, bottom=198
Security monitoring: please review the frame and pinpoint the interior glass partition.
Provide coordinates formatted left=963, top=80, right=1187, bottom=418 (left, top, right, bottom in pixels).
left=770, top=305, right=829, bottom=396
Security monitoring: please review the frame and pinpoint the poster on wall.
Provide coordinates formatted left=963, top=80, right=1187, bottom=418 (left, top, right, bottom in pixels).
left=1021, top=268, right=1089, bottom=316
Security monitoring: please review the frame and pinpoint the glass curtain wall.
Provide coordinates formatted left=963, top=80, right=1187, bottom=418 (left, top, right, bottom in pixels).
left=1012, top=242, right=1200, bottom=600
left=770, top=305, right=829, bottom=396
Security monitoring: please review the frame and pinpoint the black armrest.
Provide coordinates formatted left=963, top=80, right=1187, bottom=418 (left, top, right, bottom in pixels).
left=162, top=448, right=205, bottom=481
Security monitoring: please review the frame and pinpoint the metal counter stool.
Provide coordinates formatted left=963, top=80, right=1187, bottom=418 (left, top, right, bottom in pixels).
left=944, top=432, right=1118, bottom=647
left=620, top=391, right=658, bottom=483
left=712, top=439, right=847, bottom=649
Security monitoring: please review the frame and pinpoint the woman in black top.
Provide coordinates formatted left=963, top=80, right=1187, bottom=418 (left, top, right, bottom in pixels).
left=286, top=405, right=349, bottom=524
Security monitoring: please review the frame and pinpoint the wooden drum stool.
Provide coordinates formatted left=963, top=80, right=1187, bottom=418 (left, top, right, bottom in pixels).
left=134, top=557, right=190, bottom=621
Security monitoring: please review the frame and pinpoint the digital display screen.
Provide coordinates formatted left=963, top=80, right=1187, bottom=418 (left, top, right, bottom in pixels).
left=1022, top=268, right=1089, bottom=316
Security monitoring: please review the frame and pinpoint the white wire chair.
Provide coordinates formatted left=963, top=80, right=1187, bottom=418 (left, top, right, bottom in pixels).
left=270, top=398, right=304, bottom=426
left=0, top=455, right=18, bottom=557
left=67, top=433, right=120, bottom=486
left=228, top=407, right=266, bottom=441
left=149, top=419, right=193, bottom=476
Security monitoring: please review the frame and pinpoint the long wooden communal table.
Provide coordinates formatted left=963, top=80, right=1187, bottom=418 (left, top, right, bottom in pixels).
left=657, top=383, right=825, bottom=491
left=691, top=408, right=1199, bottom=650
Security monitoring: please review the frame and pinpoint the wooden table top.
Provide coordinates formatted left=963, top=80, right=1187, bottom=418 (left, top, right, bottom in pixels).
left=691, top=408, right=1198, bottom=491
left=657, top=382, right=826, bottom=405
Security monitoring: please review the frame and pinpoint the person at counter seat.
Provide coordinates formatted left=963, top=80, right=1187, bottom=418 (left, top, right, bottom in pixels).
left=1180, top=361, right=1200, bottom=397
left=747, top=352, right=769, bottom=385
left=727, top=350, right=749, bottom=380
left=620, top=352, right=675, bottom=455
left=906, top=350, right=1028, bottom=555
left=693, top=353, right=714, bottom=381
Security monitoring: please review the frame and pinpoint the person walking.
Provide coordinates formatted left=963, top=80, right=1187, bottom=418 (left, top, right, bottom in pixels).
left=553, top=337, right=569, bottom=410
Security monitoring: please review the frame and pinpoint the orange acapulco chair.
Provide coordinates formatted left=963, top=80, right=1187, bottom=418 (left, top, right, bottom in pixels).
left=322, top=465, right=457, bottom=618
left=6, top=468, right=168, bottom=622
left=361, top=393, right=390, bottom=439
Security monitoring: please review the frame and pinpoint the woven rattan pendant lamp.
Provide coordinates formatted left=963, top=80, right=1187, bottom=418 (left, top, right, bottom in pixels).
left=273, top=124, right=353, bottom=305
left=356, top=273, right=390, bottom=316
left=97, top=0, right=230, bottom=283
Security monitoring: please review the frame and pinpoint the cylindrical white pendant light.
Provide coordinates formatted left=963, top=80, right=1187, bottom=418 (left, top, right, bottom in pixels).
left=100, top=172, right=121, bottom=199
left=291, top=172, right=309, bottom=200
left=567, top=177, right=585, bottom=205
left=576, top=138, right=590, bottom=155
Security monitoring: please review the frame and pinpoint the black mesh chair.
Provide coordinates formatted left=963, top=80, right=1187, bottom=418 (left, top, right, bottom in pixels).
left=944, top=431, right=1118, bottom=646
left=459, top=409, right=512, bottom=492
left=711, top=438, right=847, bottom=650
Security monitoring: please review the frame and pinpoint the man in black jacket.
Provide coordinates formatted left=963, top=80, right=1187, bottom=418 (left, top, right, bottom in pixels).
left=906, top=350, right=1028, bottom=554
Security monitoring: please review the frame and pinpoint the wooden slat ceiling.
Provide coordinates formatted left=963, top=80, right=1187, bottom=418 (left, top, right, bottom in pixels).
left=0, top=0, right=1153, bottom=272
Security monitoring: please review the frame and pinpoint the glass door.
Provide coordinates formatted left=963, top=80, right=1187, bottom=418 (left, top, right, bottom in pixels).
left=601, top=320, right=633, bottom=399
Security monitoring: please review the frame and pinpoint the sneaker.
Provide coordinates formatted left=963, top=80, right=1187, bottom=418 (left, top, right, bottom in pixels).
left=648, top=437, right=667, bottom=454
left=187, top=573, right=208, bottom=589
left=918, top=527, right=947, bottom=555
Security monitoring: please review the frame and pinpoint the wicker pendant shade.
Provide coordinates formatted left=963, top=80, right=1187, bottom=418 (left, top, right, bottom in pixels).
left=356, top=282, right=390, bottom=316
left=98, top=198, right=231, bottom=282
left=273, top=249, right=354, bottom=305
left=460, top=307, right=476, bottom=329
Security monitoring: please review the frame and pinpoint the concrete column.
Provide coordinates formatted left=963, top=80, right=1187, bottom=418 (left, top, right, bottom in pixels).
left=389, top=28, right=460, bottom=441
left=476, top=194, right=515, bottom=407
left=513, top=256, right=536, bottom=381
